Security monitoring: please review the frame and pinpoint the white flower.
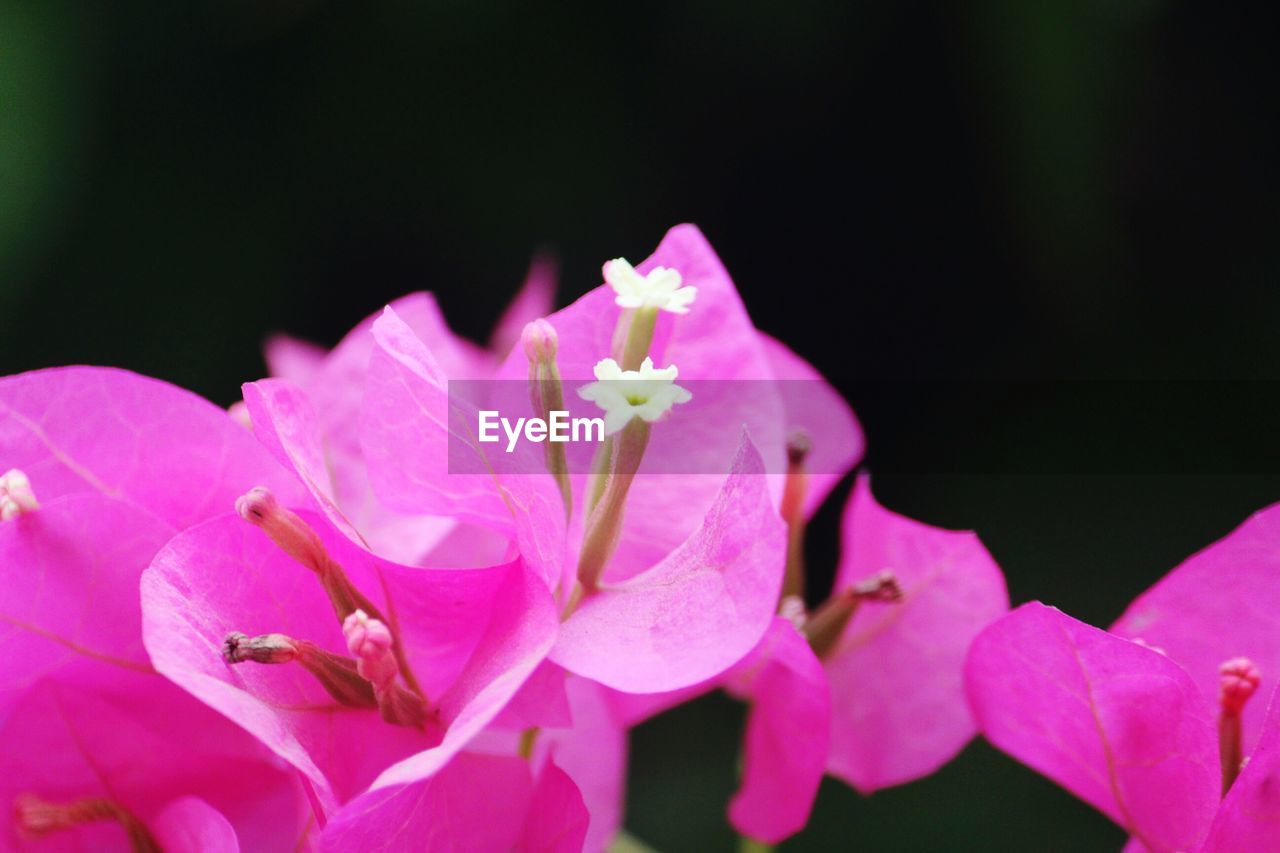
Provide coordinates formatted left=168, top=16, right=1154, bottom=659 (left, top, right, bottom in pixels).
left=577, top=357, right=693, bottom=434
left=604, top=258, right=697, bottom=314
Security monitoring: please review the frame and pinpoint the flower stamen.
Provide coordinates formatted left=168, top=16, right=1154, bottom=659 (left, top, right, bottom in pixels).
left=1218, top=656, right=1261, bottom=795
left=804, top=571, right=904, bottom=658
left=522, top=319, right=572, bottom=519
left=234, top=488, right=424, bottom=697
left=343, top=610, right=434, bottom=729
left=0, top=469, right=39, bottom=520
left=779, top=431, right=811, bottom=602
left=14, top=794, right=160, bottom=852
left=222, top=631, right=376, bottom=709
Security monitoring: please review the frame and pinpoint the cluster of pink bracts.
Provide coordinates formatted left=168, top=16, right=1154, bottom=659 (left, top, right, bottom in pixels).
left=1, top=225, right=1278, bottom=852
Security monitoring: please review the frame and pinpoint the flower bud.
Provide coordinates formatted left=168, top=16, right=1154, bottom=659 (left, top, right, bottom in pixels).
left=0, top=469, right=39, bottom=520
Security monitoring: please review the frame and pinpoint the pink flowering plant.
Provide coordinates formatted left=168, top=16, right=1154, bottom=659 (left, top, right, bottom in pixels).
left=965, top=505, right=1280, bottom=851
left=2, top=224, right=1026, bottom=850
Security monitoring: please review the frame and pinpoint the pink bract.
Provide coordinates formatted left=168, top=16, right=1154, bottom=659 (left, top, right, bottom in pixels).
left=1111, top=503, right=1280, bottom=755
left=825, top=475, right=1009, bottom=792
left=140, top=505, right=557, bottom=814
left=550, top=433, right=785, bottom=693
left=966, top=602, right=1221, bottom=852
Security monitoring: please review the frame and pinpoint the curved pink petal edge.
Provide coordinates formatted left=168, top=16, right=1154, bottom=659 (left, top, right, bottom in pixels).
left=361, top=306, right=511, bottom=529
left=151, top=797, right=242, bottom=853
left=264, top=334, right=327, bottom=386
left=243, top=377, right=465, bottom=567
left=538, top=675, right=629, bottom=852
left=725, top=616, right=831, bottom=844
left=141, top=506, right=557, bottom=812
left=521, top=760, right=591, bottom=853
left=490, top=252, right=560, bottom=358
left=361, top=306, right=566, bottom=589
left=825, top=475, right=1008, bottom=792
left=1111, top=501, right=1280, bottom=756
left=0, top=366, right=308, bottom=530
left=1202, top=685, right=1280, bottom=852
left=551, top=432, right=785, bottom=692
left=318, top=752, right=536, bottom=853
left=965, top=602, right=1219, bottom=852
left=757, top=332, right=865, bottom=516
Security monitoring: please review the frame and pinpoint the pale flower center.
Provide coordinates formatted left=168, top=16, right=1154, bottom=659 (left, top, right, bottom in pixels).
left=577, top=357, right=693, bottom=435
left=604, top=258, right=697, bottom=314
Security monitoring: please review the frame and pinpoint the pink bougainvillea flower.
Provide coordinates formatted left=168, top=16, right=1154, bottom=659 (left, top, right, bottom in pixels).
left=610, top=475, right=1008, bottom=843
left=360, top=304, right=787, bottom=694
left=0, top=367, right=309, bottom=531
left=251, top=258, right=556, bottom=567
left=317, top=752, right=587, bottom=853
left=1110, top=503, right=1280, bottom=756
left=487, top=224, right=864, bottom=583
left=320, top=673, right=623, bottom=853
left=823, top=475, right=1010, bottom=793
left=1, top=675, right=311, bottom=852
left=0, top=366, right=322, bottom=849
left=0, top=365, right=307, bottom=719
left=966, top=602, right=1280, bottom=852
left=140, top=497, right=558, bottom=817
left=967, top=505, right=1280, bottom=851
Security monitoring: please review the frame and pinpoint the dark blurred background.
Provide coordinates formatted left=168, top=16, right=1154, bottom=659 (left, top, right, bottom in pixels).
left=3, top=1, right=1279, bottom=849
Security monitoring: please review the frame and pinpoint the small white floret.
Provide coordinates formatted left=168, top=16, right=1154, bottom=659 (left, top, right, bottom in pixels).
left=577, top=357, right=693, bottom=434
left=604, top=258, right=697, bottom=314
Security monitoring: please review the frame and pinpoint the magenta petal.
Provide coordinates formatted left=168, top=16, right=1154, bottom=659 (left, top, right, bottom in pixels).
left=0, top=676, right=309, bottom=852
left=361, top=306, right=511, bottom=530
left=552, top=433, right=785, bottom=692
left=320, top=753, right=534, bottom=853
left=264, top=334, right=327, bottom=386
left=521, top=760, right=590, bottom=853
left=539, top=677, right=629, bottom=852
left=369, top=556, right=559, bottom=790
left=362, top=306, right=566, bottom=587
left=150, top=797, right=240, bottom=853
left=965, top=602, right=1219, bottom=852
left=0, top=494, right=173, bottom=717
left=0, top=367, right=306, bottom=528
left=725, top=617, right=831, bottom=845
left=825, top=476, right=1009, bottom=792
left=491, top=660, right=573, bottom=731
left=1202, top=686, right=1280, bottom=852
left=141, top=508, right=557, bottom=809
left=1112, top=503, right=1280, bottom=754
left=758, top=332, right=865, bottom=515
left=244, top=378, right=461, bottom=565
left=490, top=253, right=559, bottom=358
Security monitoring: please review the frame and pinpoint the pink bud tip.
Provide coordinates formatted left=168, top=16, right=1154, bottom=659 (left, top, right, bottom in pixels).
left=786, top=430, right=812, bottom=466
left=343, top=609, right=393, bottom=659
left=521, top=318, right=558, bottom=363
left=1219, top=657, right=1261, bottom=715
left=235, top=486, right=279, bottom=523
left=227, top=400, right=252, bottom=429
left=851, top=569, right=904, bottom=603
left=778, top=595, right=808, bottom=630
left=0, top=469, right=38, bottom=520
left=343, top=609, right=398, bottom=690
